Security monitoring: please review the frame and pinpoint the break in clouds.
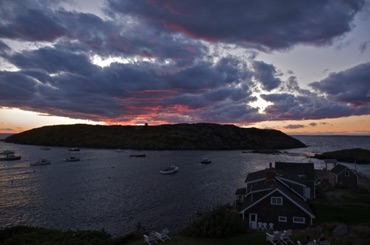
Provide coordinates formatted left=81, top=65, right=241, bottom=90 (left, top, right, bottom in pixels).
left=0, top=0, right=369, bottom=126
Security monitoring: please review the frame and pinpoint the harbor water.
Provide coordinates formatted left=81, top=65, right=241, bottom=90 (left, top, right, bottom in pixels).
left=0, top=135, right=369, bottom=236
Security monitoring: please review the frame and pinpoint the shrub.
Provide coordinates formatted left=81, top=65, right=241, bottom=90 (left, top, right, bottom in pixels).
left=180, top=205, right=248, bottom=238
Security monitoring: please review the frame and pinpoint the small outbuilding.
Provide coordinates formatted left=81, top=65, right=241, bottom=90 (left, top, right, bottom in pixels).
left=329, top=164, right=358, bottom=188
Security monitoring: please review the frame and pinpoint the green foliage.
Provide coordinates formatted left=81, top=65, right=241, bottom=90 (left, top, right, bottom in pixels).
left=180, top=205, right=248, bottom=238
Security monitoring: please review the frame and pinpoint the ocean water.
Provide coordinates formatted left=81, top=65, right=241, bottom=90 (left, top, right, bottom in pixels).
left=0, top=135, right=369, bottom=236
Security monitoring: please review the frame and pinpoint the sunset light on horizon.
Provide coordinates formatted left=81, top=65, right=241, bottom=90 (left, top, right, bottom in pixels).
left=1, top=0, right=370, bottom=135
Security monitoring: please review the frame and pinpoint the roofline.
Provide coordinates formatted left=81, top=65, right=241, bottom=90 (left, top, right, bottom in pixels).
left=275, top=177, right=307, bottom=201
left=245, top=177, right=266, bottom=184
left=241, top=189, right=315, bottom=219
left=276, top=176, right=307, bottom=187
left=246, top=187, right=274, bottom=196
left=331, top=165, right=357, bottom=176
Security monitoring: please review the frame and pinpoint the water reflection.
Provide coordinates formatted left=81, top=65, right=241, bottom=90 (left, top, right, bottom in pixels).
left=0, top=135, right=369, bottom=236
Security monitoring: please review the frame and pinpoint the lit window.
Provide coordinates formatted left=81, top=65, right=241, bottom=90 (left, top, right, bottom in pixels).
left=293, top=217, right=305, bottom=224
left=271, top=196, right=283, bottom=205
left=278, top=216, right=287, bottom=222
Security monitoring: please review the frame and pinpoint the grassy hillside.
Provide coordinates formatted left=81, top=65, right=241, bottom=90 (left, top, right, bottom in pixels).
left=4, top=123, right=306, bottom=150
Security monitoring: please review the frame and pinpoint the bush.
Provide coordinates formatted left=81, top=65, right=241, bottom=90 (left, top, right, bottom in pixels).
left=180, top=205, right=248, bottom=238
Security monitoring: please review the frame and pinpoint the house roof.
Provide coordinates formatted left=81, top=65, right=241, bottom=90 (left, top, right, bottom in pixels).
left=241, top=179, right=315, bottom=218
left=330, top=163, right=353, bottom=175
left=235, top=188, right=246, bottom=195
left=245, top=168, right=280, bottom=182
left=275, top=162, right=315, bottom=180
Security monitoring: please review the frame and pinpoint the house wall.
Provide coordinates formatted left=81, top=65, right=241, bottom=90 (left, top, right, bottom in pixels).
left=337, top=170, right=357, bottom=187
left=245, top=192, right=312, bottom=230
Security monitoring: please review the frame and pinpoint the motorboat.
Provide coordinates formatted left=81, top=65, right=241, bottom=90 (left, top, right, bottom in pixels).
left=129, top=153, right=146, bottom=158
left=0, top=150, right=14, bottom=155
left=0, top=153, right=21, bottom=161
left=68, top=148, right=80, bottom=151
left=30, top=159, right=51, bottom=166
left=160, top=164, right=179, bottom=174
left=64, top=156, right=80, bottom=162
left=200, top=158, right=212, bottom=164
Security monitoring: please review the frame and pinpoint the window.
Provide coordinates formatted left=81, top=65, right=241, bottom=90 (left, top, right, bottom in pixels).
left=293, top=217, right=305, bottom=224
left=278, top=216, right=287, bottom=222
left=271, top=196, right=283, bottom=205
left=345, top=171, right=350, bottom=176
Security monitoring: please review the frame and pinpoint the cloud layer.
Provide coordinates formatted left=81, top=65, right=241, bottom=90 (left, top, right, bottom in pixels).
left=0, top=0, right=369, bottom=126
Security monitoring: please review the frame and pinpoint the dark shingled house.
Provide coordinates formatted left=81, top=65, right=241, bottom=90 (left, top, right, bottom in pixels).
left=234, top=162, right=315, bottom=230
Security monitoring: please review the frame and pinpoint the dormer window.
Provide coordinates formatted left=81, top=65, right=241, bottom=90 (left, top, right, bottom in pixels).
left=271, top=196, right=283, bottom=205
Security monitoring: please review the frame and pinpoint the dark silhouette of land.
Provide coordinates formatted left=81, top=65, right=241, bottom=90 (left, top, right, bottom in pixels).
left=314, top=148, right=370, bottom=164
left=4, top=123, right=306, bottom=150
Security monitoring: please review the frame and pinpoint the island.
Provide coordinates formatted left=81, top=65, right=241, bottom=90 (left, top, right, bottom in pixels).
left=4, top=123, right=306, bottom=150
left=314, top=148, right=370, bottom=164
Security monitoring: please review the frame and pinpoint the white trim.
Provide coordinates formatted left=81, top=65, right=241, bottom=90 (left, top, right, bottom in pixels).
left=271, top=196, right=283, bottom=205
left=293, top=217, right=305, bottom=224
left=245, top=177, right=266, bottom=185
left=278, top=216, right=287, bottom=222
left=276, top=176, right=306, bottom=187
left=275, top=177, right=307, bottom=201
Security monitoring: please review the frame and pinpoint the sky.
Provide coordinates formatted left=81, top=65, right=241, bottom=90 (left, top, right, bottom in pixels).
left=0, top=0, right=370, bottom=135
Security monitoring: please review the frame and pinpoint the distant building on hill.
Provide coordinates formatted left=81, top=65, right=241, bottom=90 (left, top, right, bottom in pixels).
left=329, top=163, right=358, bottom=188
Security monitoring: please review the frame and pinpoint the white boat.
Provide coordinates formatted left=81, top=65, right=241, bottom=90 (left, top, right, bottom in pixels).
left=160, top=164, right=179, bottom=174
left=200, top=158, right=212, bottom=164
left=0, top=150, right=14, bottom=155
left=64, top=156, right=80, bottom=162
left=68, top=148, right=80, bottom=151
left=0, top=153, right=21, bottom=161
left=30, top=159, right=51, bottom=166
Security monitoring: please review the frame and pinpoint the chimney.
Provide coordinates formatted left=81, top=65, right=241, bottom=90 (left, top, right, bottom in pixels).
left=269, top=162, right=272, bottom=168
left=266, top=170, right=276, bottom=180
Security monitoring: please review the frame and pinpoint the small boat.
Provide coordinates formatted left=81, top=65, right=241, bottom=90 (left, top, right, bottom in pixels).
left=64, top=156, right=80, bottom=162
left=41, top=147, right=51, bottom=150
left=129, top=154, right=146, bottom=158
left=68, top=148, right=80, bottom=151
left=160, top=164, right=179, bottom=174
left=200, top=158, right=212, bottom=164
left=0, top=153, right=21, bottom=161
left=30, top=159, right=51, bottom=166
left=0, top=150, right=14, bottom=155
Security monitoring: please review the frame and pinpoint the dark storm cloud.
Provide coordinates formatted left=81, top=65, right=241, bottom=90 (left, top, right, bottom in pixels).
left=0, top=3, right=66, bottom=42
left=107, top=0, right=365, bottom=50
left=0, top=40, right=10, bottom=54
left=0, top=0, right=369, bottom=126
left=252, top=61, right=281, bottom=91
left=0, top=71, right=36, bottom=101
left=309, top=62, right=370, bottom=107
left=9, top=47, right=96, bottom=76
left=2, top=41, right=256, bottom=122
left=261, top=90, right=367, bottom=121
